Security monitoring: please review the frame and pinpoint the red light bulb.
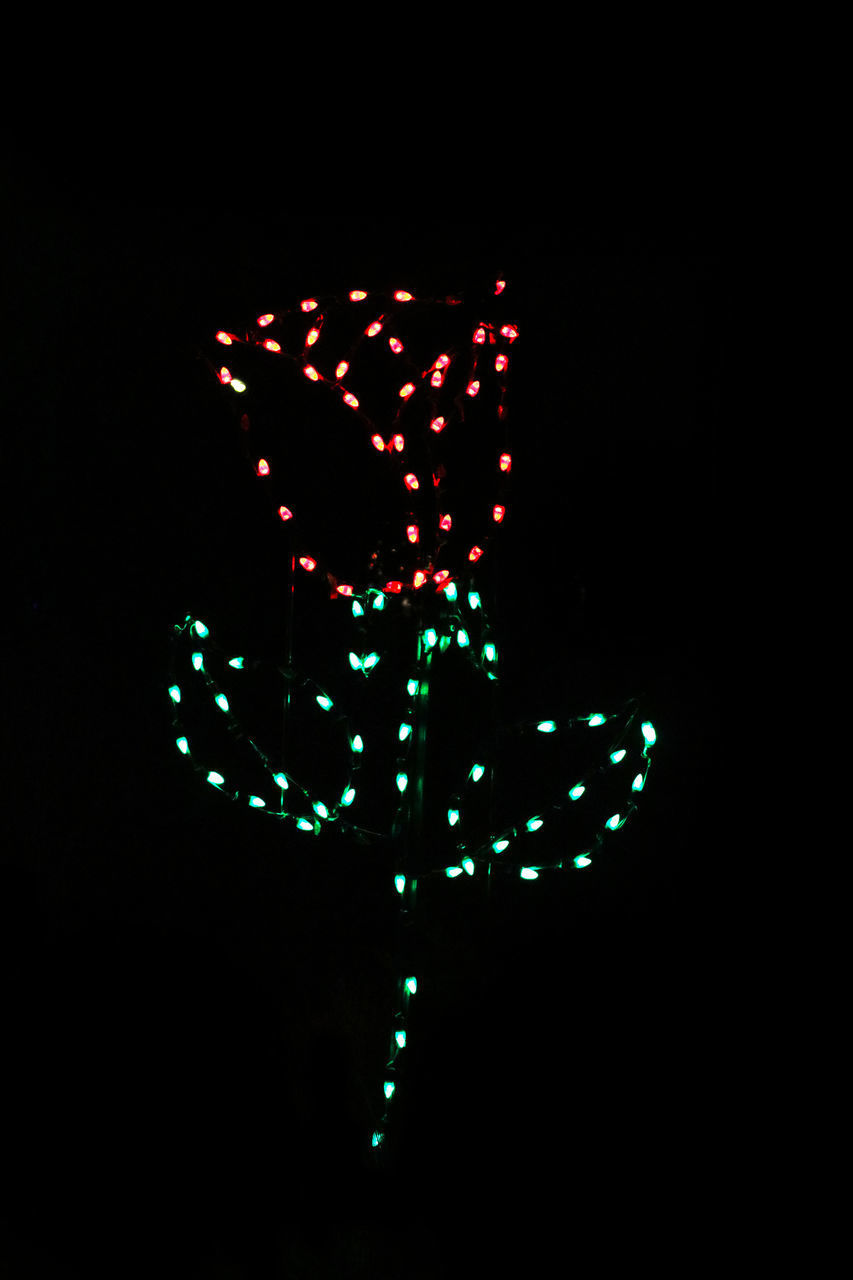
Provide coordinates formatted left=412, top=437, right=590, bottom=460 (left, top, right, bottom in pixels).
left=366, top=320, right=383, bottom=337
left=343, top=392, right=359, bottom=409
left=392, top=434, right=404, bottom=452
left=263, top=339, right=281, bottom=352
left=299, top=556, right=317, bottom=572
left=399, top=382, right=415, bottom=399
left=257, top=459, right=270, bottom=476
left=466, top=380, right=480, bottom=397
left=303, top=365, right=320, bottom=381
left=394, top=290, right=413, bottom=302
left=407, top=525, right=419, bottom=543
left=404, top=474, right=419, bottom=491
left=492, top=504, right=505, bottom=522
left=335, top=361, right=349, bottom=379
left=371, top=434, right=385, bottom=452
left=499, top=453, right=512, bottom=472
left=389, top=338, right=404, bottom=354
left=215, top=331, right=232, bottom=345
left=349, top=290, right=367, bottom=301
left=300, top=299, right=318, bottom=312
left=306, top=327, right=320, bottom=346
left=430, top=417, right=446, bottom=433
left=439, top=514, right=452, bottom=531
left=257, top=314, right=274, bottom=327
left=219, top=367, right=232, bottom=384
left=278, top=506, right=293, bottom=521
left=469, top=546, right=484, bottom=562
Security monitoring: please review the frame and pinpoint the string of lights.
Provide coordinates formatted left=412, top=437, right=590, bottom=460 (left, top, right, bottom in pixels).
left=168, top=277, right=658, bottom=1165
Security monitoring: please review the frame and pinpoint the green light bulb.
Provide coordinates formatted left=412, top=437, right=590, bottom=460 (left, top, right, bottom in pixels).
left=492, top=838, right=510, bottom=853
left=605, top=813, right=623, bottom=830
left=446, top=867, right=463, bottom=878
left=248, top=796, right=266, bottom=808
left=574, top=853, right=592, bottom=868
left=191, top=651, right=204, bottom=671
left=526, top=816, right=544, bottom=832
left=273, top=773, right=289, bottom=789
left=168, top=685, right=181, bottom=703
left=372, top=1131, right=384, bottom=1147
left=483, top=643, right=496, bottom=661
left=520, top=868, right=539, bottom=880
left=457, top=629, right=470, bottom=648
left=372, top=592, right=386, bottom=610
left=444, top=582, right=458, bottom=602
left=341, top=787, right=356, bottom=806
left=296, top=819, right=314, bottom=832
left=384, top=1082, right=395, bottom=1100
left=468, top=591, right=481, bottom=610
left=313, top=800, right=329, bottom=819
left=207, top=771, right=225, bottom=786
left=399, top=723, right=412, bottom=741
left=588, top=713, right=606, bottom=727
left=537, top=720, right=557, bottom=733
left=351, top=735, right=364, bottom=753
left=395, top=874, right=406, bottom=894
left=405, top=977, right=417, bottom=994
left=395, top=1030, right=407, bottom=1049
left=363, top=652, right=380, bottom=672
left=215, top=693, right=229, bottom=713
left=316, top=694, right=334, bottom=710
left=641, top=721, right=656, bottom=745
left=228, top=656, right=244, bottom=668
left=193, top=620, right=209, bottom=638
left=569, top=784, right=585, bottom=800
left=407, top=678, right=419, bottom=696
left=610, top=749, right=627, bottom=764
left=462, top=857, right=475, bottom=875
left=352, top=600, right=364, bottom=618
left=396, top=772, right=408, bottom=793
left=470, top=764, right=485, bottom=782
left=176, top=737, right=189, bottom=754
left=632, top=773, right=645, bottom=792
left=424, top=629, right=437, bottom=649
left=349, top=652, right=362, bottom=671
left=439, top=635, right=451, bottom=652
left=448, top=808, right=460, bottom=826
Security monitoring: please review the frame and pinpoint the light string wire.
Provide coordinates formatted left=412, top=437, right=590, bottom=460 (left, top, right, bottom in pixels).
left=168, top=277, right=658, bottom=1167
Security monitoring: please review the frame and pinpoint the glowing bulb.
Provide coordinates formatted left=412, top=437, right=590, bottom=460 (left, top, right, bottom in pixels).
left=215, top=331, right=232, bottom=345
left=439, top=513, right=452, bottom=531
left=588, top=714, right=606, bottom=727
left=278, top=506, right=293, bottom=521
left=395, top=874, right=406, bottom=894
left=642, top=721, right=657, bottom=745
left=351, top=734, right=364, bottom=753
left=366, top=321, right=383, bottom=337
left=537, top=721, right=557, bottom=733
left=407, top=525, right=419, bottom=543
left=520, top=868, right=539, bottom=879
left=249, top=796, right=266, bottom=808
left=394, top=290, right=413, bottom=302
left=207, top=771, right=225, bottom=786
left=257, top=313, right=274, bottom=326
left=610, top=749, right=627, bottom=763
left=343, top=392, right=359, bottom=408
left=372, top=434, right=385, bottom=451
left=499, top=453, right=512, bottom=472
left=300, top=299, right=317, bottom=312
left=336, top=361, right=349, bottom=379
left=257, top=459, right=270, bottom=476
left=274, top=774, right=288, bottom=789
left=316, top=694, right=334, bottom=710
left=569, top=784, right=586, bottom=800
left=469, top=546, right=484, bottom=562
left=263, top=339, right=281, bottom=352
left=405, top=977, right=417, bottom=994
left=215, top=694, right=229, bottom=713
left=430, top=417, right=446, bottom=433
left=396, top=772, right=408, bottom=793
left=349, top=290, right=367, bottom=301
left=399, top=382, right=415, bottom=399
left=493, top=504, right=506, bottom=522
left=404, top=474, right=419, bottom=490
left=299, top=557, right=316, bottom=572
left=466, top=380, right=480, bottom=397
left=448, top=809, right=460, bottom=827
left=470, top=764, right=485, bottom=782
left=303, top=365, right=320, bottom=381
left=176, top=737, right=189, bottom=754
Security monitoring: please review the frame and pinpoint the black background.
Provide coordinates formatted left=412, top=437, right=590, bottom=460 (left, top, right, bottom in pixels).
left=1, top=192, right=721, bottom=1277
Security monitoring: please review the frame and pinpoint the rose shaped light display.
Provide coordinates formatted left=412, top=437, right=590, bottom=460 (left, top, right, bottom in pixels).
left=167, top=277, right=658, bottom=1164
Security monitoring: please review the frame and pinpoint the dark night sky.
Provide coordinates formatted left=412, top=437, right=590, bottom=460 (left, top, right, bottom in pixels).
left=1, top=195, right=720, bottom=1276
